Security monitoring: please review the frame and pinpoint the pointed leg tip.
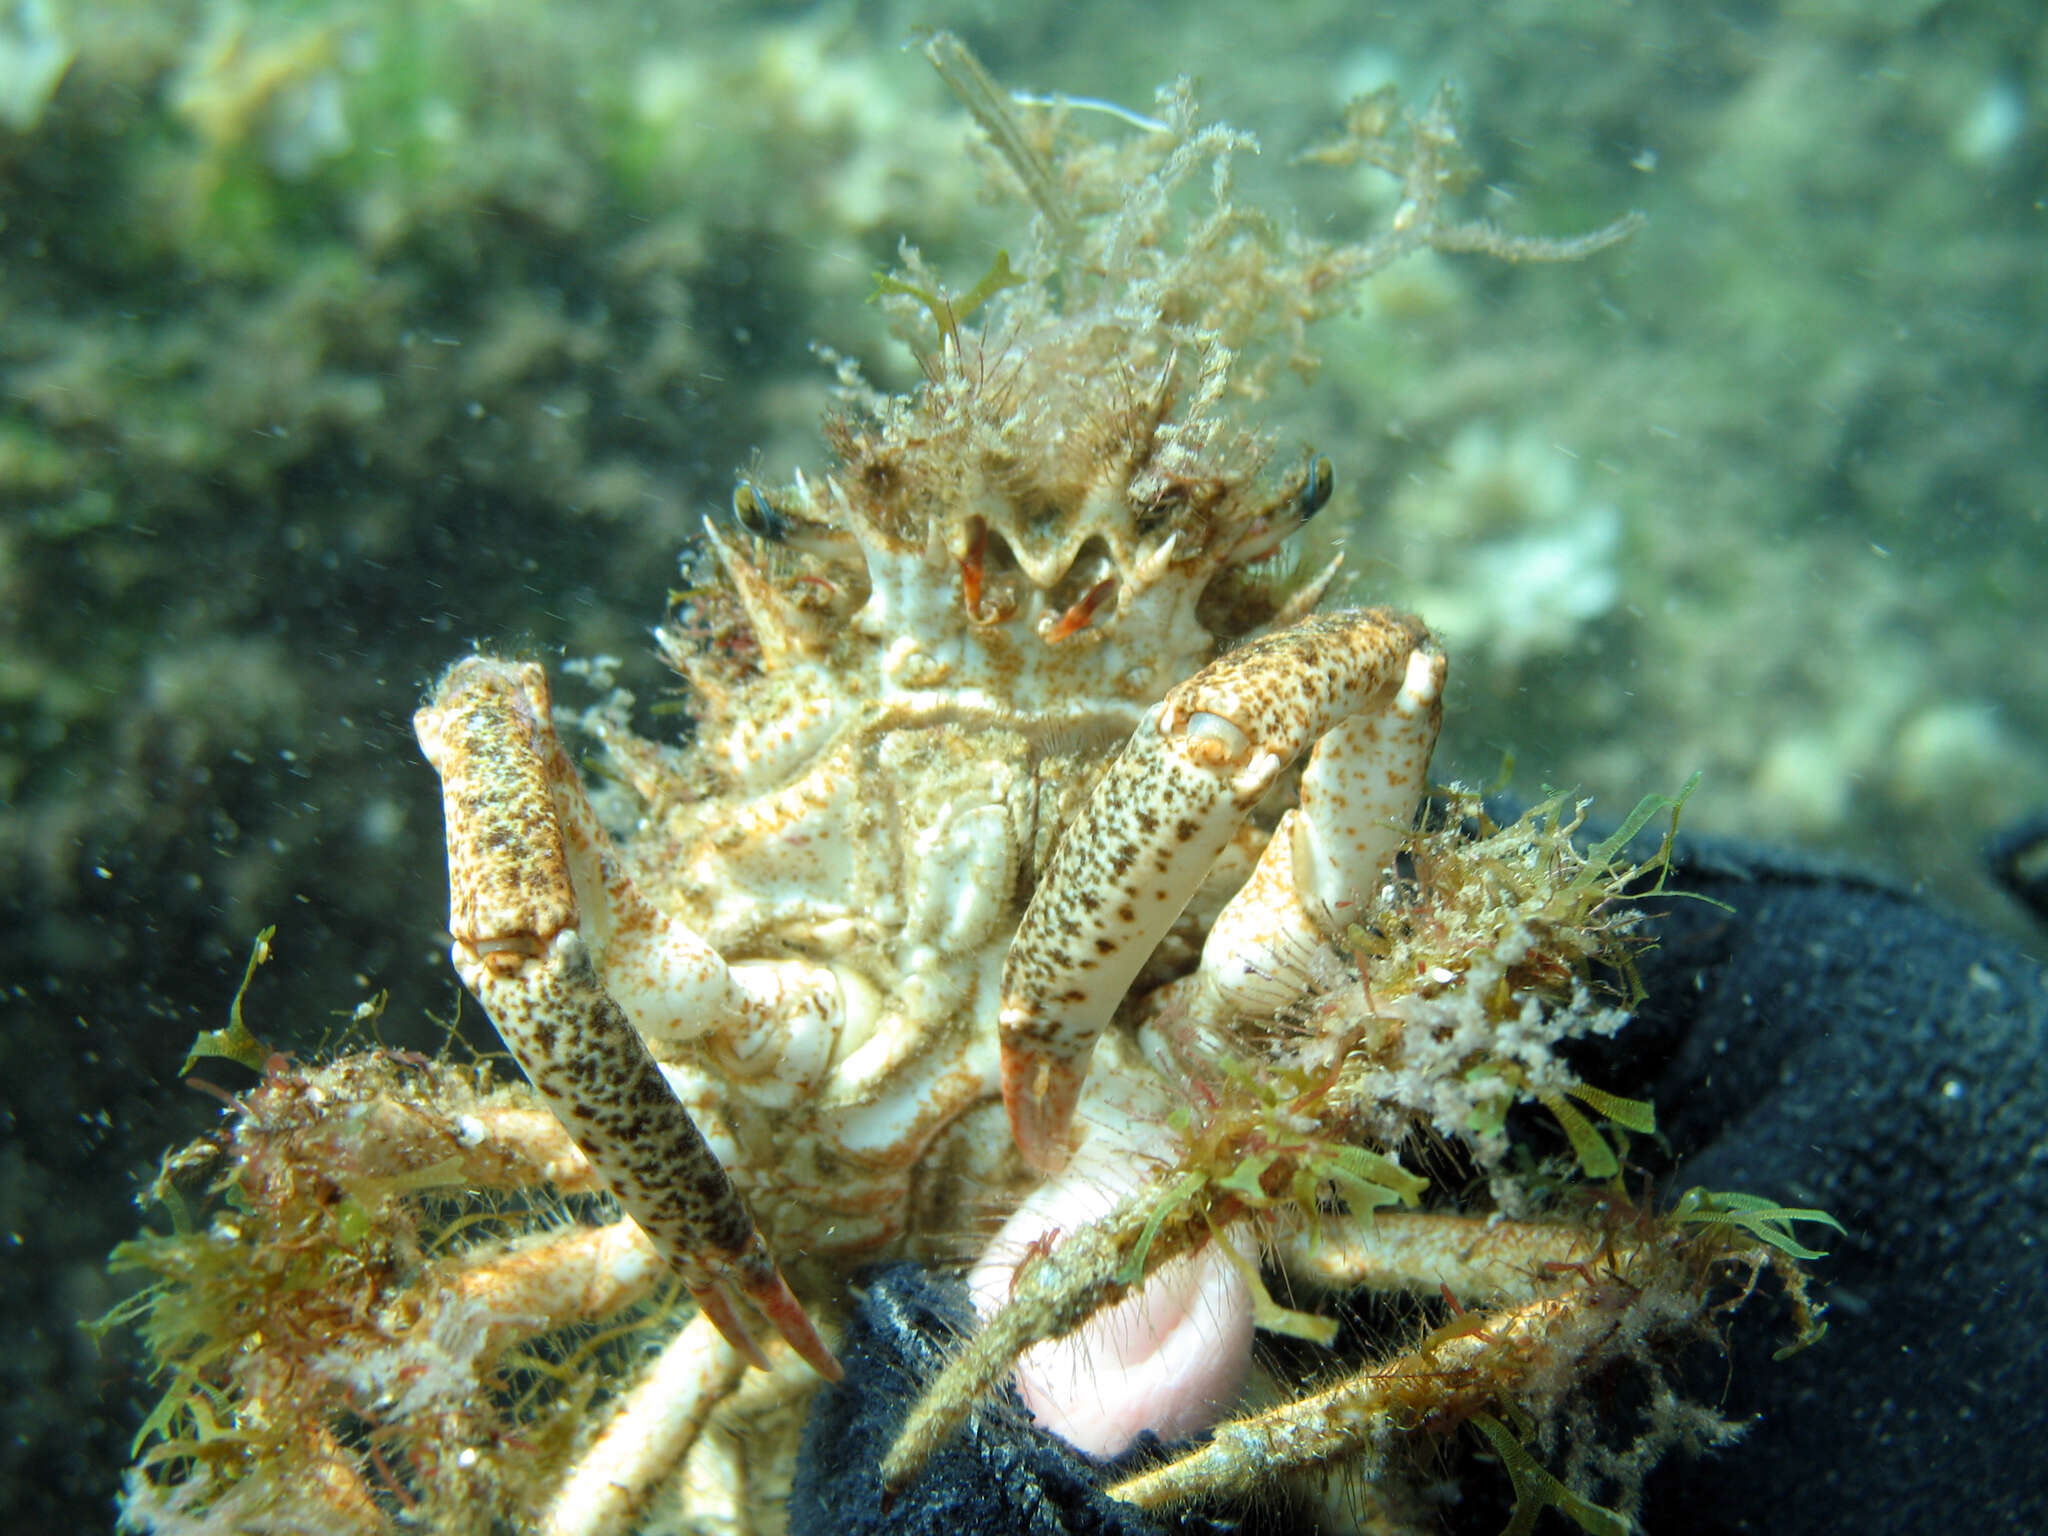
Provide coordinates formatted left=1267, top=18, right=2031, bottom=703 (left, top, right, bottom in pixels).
left=738, top=1252, right=844, bottom=1382
left=1014, top=1117, right=1072, bottom=1175
left=691, top=1280, right=773, bottom=1372
left=774, top=1300, right=845, bottom=1383
left=811, top=1343, right=847, bottom=1384
left=1000, top=1044, right=1080, bottom=1174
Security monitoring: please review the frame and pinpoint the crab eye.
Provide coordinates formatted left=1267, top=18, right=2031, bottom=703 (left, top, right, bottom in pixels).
left=1181, top=710, right=1253, bottom=768
left=1297, top=454, right=1334, bottom=521
left=732, top=477, right=787, bottom=542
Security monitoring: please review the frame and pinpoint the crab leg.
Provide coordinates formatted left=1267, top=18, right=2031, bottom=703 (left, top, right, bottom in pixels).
left=1176, top=644, right=1445, bottom=1029
left=1000, top=608, right=1438, bottom=1171
left=415, top=657, right=841, bottom=1381
left=539, top=1310, right=749, bottom=1536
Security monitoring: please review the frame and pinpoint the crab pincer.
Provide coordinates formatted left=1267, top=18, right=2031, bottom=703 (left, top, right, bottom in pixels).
left=415, top=657, right=842, bottom=1381
left=998, top=609, right=1442, bottom=1171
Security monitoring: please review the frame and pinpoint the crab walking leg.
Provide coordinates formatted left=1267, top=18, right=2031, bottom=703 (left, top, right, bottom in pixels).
left=1275, top=1210, right=1621, bottom=1304
left=539, top=1311, right=748, bottom=1536
left=1000, top=608, right=1435, bottom=1171
left=1105, top=1281, right=1628, bottom=1512
left=415, top=657, right=841, bottom=1381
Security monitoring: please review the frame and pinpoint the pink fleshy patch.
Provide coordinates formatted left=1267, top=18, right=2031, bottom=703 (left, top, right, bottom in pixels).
left=968, top=1134, right=1254, bottom=1458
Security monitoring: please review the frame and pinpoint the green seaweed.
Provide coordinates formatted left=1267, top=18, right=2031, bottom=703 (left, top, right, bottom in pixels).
left=870, top=248, right=1026, bottom=345
left=1671, top=1187, right=1844, bottom=1262
left=1569, top=771, right=1699, bottom=902
left=1565, top=1084, right=1657, bottom=1134
left=1471, top=1412, right=1629, bottom=1536
left=179, top=926, right=275, bottom=1075
left=1535, top=1088, right=1620, bottom=1180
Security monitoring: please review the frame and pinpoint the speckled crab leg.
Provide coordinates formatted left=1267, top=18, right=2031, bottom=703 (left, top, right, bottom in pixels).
left=1175, top=642, right=1445, bottom=1029
left=415, top=657, right=841, bottom=1381
left=1000, top=608, right=1437, bottom=1171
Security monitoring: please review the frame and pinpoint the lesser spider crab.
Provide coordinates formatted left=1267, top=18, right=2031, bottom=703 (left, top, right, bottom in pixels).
left=112, top=37, right=1829, bottom=1536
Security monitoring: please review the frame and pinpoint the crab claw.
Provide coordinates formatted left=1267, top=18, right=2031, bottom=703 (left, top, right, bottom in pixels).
left=1177, top=644, right=1446, bottom=1031
left=999, top=609, right=1440, bottom=1172
left=416, top=657, right=842, bottom=1382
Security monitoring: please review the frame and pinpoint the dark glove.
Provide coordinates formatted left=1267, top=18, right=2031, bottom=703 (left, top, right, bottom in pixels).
left=789, top=1263, right=1176, bottom=1536
left=1627, top=835, right=2048, bottom=1534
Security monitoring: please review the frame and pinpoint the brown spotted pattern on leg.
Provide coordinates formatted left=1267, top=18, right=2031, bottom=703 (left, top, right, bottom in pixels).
left=999, top=609, right=1433, bottom=1170
left=416, top=656, right=841, bottom=1381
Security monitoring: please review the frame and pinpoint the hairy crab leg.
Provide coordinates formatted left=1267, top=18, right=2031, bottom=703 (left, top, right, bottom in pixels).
left=1000, top=608, right=1437, bottom=1171
left=1105, top=1217, right=1736, bottom=1515
left=1103, top=1284, right=1613, bottom=1512
left=1275, top=1209, right=1617, bottom=1304
left=415, top=657, right=841, bottom=1381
